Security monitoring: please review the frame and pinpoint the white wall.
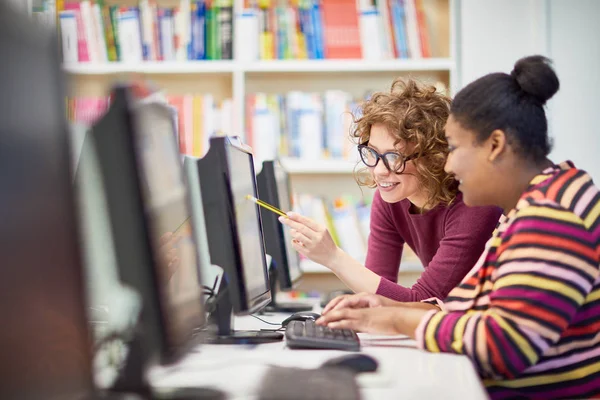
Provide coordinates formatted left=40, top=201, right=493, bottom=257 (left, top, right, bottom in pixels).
left=459, top=0, right=600, bottom=181
left=459, top=0, right=548, bottom=86
left=547, top=0, right=600, bottom=181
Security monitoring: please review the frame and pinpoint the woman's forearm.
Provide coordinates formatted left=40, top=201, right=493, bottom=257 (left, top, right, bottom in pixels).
left=326, top=248, right=382, bottom=294
left=392, top=306, right=433, bottom=338
left=396, top=301, right=441, bottom=311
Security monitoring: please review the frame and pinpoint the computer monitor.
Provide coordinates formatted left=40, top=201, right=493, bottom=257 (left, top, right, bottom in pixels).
left=194, top=136, right=283, bottom=344
left=87, top=86, right=208, bottom=396
left=0, top=4, right=94, bottom=399
left=183, top=156, right=224, bottom=296
left=256, top=160, right=312, bottom=313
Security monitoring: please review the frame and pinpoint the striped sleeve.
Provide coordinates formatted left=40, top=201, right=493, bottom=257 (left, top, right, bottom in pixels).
left=416, top=203, right=599, bottom=380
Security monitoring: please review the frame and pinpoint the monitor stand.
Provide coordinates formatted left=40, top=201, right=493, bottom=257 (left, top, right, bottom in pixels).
left=263, top=262, right=313, bottom=313
left=203, top=281, right=283, bottom=345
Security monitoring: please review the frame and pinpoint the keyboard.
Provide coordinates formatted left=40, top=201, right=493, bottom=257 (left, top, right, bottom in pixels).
left=285, top=319, right=360, bottom=351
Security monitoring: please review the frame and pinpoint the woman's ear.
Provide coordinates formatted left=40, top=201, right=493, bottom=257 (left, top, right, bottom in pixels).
left=487, top=129, right=507, bottom=162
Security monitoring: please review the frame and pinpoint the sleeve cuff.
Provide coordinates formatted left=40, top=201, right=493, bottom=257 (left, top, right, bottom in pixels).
left=420, top=297, right=446, bottom=310
left=375, top=277, right=409, bottom=302
left=415, top=309, right=440, bottom=351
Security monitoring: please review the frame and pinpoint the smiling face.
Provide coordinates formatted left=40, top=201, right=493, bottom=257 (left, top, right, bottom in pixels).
left=367, top=123, right=425, bottom=205
left=444, top=115, right=498, bottom=207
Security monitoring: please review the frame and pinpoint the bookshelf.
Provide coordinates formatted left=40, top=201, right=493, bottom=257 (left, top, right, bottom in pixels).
left=64, top=58, right=455, bottom=74
left=64, top=57, right=456, bottom=135
left=55, top=0, right=459, bottom=287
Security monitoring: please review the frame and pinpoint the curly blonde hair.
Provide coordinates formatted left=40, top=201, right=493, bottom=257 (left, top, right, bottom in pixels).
left=352, top=78, right=457, bottom=210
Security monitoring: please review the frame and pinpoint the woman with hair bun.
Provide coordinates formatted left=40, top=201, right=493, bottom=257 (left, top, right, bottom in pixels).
left=280, top=78, right=502, bottom=302
left=318, top=55, right=600, bottom=399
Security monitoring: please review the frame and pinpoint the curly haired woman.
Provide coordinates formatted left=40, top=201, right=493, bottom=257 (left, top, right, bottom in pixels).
left=280, top=78, right=502, bottom=301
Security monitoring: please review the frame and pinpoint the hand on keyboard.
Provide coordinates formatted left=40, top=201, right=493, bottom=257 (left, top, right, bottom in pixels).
left=285, top=319, right=360, bottom=351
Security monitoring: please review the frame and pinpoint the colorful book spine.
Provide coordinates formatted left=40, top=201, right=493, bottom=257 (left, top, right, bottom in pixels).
left=191, top=1, right=206, bottom=60
left=63, top=2, right=90, bottom=62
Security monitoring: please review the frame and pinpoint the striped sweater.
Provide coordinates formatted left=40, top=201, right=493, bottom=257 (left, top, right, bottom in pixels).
left=415, top=161, right=600, bottom=399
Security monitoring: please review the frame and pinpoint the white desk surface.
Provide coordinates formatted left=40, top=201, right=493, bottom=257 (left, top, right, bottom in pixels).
left=149, top=309, right=488, bottom=400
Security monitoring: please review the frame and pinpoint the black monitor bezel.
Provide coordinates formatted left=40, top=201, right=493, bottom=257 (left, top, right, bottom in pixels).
left=198, top=137, right=272, bottom=315
left=256, top=160, right=303, bottom=289
left=91, top=88, right=203, bottom=367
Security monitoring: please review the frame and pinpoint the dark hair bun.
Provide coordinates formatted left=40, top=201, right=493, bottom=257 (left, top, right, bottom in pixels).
left=511, top=55, right=560, bottom=105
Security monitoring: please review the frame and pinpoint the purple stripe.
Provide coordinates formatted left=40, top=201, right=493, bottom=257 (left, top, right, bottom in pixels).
left=487, top=317, right=528, bottom=375
left=505, top=219, right=593, bottom=243
left=491, top=287, right=576, bottom=315
left=570, top=301, right=600, bottom=324
left=526, top=343, right=600, bottom=373
left=536, top=368, right=600, bottom=398
left=437, top=313, right=460, bottom=352
left=593, top=223, right=600, bottom=238
left=574, top=184, right=598, bottom=215
left=496, top=261, right=592, bottom=293
left=489, top=369, right=600, bottom=399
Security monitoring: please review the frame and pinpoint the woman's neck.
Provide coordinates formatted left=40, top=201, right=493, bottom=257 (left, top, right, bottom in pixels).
left=499, top=159, right=554, bottom=213
left=407, top=191, right=431, bottom=214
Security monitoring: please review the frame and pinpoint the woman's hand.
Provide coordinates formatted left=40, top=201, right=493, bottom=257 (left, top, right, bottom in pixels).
left=316, top=307, right=404, bottom=335
left=322, top=292, right=397, bottom=315
left=279, top=212, right=339, bottom=267
left=317, top=305, right=433, bottom=338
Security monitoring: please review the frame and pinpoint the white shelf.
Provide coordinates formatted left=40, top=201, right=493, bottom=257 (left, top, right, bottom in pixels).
left=279, top=157, right=358, bottom=174
left=301, top=259, right=424, bottom=274
left=63, top=61, right=236, bottom=75
left=243, top=58, right=455, bottom=73
left=63, top=58, right=455, bottom=75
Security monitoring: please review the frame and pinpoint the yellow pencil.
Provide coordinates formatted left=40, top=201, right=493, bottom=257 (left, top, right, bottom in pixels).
left=245, top=195, right=288, bottom=218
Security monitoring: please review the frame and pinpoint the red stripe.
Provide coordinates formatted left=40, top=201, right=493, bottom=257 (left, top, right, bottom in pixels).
left=494, top=299, right=566, bottom=329
left=499, top=233, right=597, bottom=260
left=547, top=169, right=578, bottom=200
left=562, top=319, right=600, bottom=337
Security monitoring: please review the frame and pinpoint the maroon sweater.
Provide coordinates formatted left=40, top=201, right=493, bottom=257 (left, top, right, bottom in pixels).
left=366, top=191, right=502, bottom=302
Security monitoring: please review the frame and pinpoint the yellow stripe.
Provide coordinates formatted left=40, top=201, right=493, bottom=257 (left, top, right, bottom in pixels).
left=451, top=314, right=470, bottom=354
left=583, top=200, right=600, bottom=228
left=485, top=358, right=600, bottom=388
left=530, top=174, right=550, bottom=185
left=560, top=173, right=591, bottom=205
left=487, top=313, right=537, bottom=364
left=490, top=236, right=503, bottom=248
left=586, top=289, right=600, bottom=303
left=517, top=206, right=583, bottom=225
left=494, top=274, right=585, bottom=305
left=424, top=312, right=445, bottom=353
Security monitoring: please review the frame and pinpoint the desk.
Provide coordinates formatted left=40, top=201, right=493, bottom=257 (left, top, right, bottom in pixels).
left=149, top=311, right=488, bottom=400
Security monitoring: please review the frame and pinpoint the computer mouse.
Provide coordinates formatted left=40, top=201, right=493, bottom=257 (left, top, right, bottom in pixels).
left=320, top=354, right=379, bottom=373
left=281, top=311, right=321, bottom=327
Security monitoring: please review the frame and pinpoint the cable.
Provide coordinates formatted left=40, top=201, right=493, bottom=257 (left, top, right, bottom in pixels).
left=251, top=314, right=283, bottom=326
left=202, top=274, right=220, bottom=296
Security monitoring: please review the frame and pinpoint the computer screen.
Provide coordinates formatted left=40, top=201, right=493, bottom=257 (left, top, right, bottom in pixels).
left=134, top=101, right=205, bottom=347
left=257, top=160, right=303, bottom=290
left=89, top=89, right=204, bottom=375
left=197, top=136, right=272, bottom=315
left=0, top=4, right=94, bottom=399
left=273, top=163, right=302, bottom=283
left=227, top=144, right=270, bottom=301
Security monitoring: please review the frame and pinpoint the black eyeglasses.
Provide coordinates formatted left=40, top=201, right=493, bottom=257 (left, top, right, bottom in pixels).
left=357, top=144, right=419, bottom=174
